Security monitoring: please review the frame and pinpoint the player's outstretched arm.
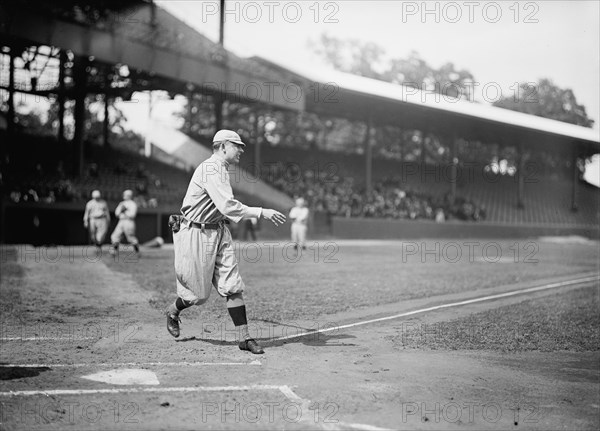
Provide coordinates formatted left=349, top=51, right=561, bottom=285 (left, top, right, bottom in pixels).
left=83, top=202, right=90, bottom=228
left=262, top=209, right=286, bottom=226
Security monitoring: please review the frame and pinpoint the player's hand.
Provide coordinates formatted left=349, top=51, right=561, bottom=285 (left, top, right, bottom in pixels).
left=83, top=221, right=88, bottom=229
left=262, top=209, right=286, bottom=226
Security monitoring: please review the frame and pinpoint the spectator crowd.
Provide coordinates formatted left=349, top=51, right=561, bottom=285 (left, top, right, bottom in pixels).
left=265, top=163, right=486, bottom=222
left=3, top=148, right=486, bottom=223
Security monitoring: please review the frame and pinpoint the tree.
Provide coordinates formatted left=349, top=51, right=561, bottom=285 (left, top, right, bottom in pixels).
left=310, top=35, right=479, bottom=160
left=493, top=78, right=594, bottom=128
left=309, top=33, right=385, bottom=80
left=385, top=51, right=476, bottom=100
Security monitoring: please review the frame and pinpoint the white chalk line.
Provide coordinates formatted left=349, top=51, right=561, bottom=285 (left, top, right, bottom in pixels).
left=274, top=274, right=600, bottom=342
left=0, top=385, right=283, bottom=397
left=0, top=360, right=261, bottom=368
left=0, top=337, right=97, bottom=341
left=279, top=385, right=391, bottom=431
left=0, top=383, right=391, bottom=430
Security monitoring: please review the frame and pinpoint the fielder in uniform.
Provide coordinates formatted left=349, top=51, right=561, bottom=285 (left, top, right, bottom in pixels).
left=165, top=130, right=286, bottom=354
left=110, top=189, right=140, bottom=255
left=289, top=197, right=309, bottom=252
left=83, top=190, right=110, bottom=251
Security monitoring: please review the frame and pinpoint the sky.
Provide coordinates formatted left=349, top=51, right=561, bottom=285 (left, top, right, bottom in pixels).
left=153, top=0, right=600, bottom=130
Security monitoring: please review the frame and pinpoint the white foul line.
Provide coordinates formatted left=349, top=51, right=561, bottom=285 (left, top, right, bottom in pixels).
left=0, top=360, right=261, bottom=368
left=274, top=274, right=600, bottom=342
left=0, top=337, right=97, bottom=341
left=0, top=385, right=283, bottom=397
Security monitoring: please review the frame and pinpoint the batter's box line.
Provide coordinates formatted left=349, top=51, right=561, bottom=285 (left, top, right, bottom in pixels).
left=0, top=336, right=98, bottom=341
left=0, top=384, right=390, bottom=431
left=0, top=360, right=262, bottom=368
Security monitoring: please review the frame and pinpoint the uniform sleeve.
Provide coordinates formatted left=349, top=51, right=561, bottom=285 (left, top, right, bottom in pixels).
left=104, top=202, right=111, bottom=221
left=128, top=202, right=138, bottom=219
left=83, top=202, right=90, bottom=222
left=204, top=165, right=262, bottom=223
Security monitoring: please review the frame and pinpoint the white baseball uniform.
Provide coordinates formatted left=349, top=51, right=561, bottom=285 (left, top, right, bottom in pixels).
left=111, top=200, right=139, bottom=245
left=174, top=154, right=262, bottom=304
left=289, top=205, right=309, bottom=248
left=84, top=199, right=110, bottom=244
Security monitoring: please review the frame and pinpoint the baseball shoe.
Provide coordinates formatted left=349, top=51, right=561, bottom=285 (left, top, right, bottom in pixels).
left=239, top=338, right=264, bottom=354
left=165, top=309, right=181, bottom=338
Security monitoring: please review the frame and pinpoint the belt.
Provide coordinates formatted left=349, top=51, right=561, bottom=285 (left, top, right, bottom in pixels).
left=185, top=219, right=229, bottom=231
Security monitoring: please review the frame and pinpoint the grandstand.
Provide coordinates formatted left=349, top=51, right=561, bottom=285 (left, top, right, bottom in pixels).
left=1, top=0, right=599, bottom=245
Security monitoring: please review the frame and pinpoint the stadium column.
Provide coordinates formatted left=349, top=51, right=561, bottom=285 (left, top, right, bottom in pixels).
left=399, top=128, right=406, bottom=162
left=73, top=56, right=88, bottom=177
left=253, top=110, right=261, bottom=176
left=7, top=44, right=15, bottom=138
left=364, top=115, right=373, bottom=196
left=571, top=143, right=579, bottom=212
left=517, top=142, right=525, bottom=209
left=215, top=94, right=224, bottom=131
left=103, top=94, right=110, bottom=148
left=156, top=212, right=162, bottom=238
left=57, top=50, right=66, bottom=146
left=219, top=0, right=226, bottom=45
left=420, top=130, right=427, bottom=166
left=145, top=91, right=153, bottom=157
left=186, top=91, right=193, bottom=134
left=448, top=134, right=458, bottom=205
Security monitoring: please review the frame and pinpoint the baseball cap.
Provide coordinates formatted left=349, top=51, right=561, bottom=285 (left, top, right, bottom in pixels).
left=213, top=129, right=246, bottom=147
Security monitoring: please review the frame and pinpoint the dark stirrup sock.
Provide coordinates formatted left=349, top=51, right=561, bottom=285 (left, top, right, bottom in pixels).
left=227, top=305, right=248, bottom=326
left=175, top=297, right=193, bottom=311
left=227, top=306, right=251, bottom=340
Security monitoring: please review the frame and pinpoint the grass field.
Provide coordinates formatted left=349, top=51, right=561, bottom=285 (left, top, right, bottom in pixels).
left=394, top=285, right=600, bottom=352
left=105, top=239, right=599, bottom=324
left=1, top=238, right=598, bottom=430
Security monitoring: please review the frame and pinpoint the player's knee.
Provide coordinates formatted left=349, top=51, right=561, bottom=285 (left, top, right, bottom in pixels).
left=189, top=297, right=207, bottom=306
left=226, top=292, right=244, bottom=303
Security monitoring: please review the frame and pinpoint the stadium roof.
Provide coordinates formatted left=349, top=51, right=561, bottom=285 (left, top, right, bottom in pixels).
left=0, top=2, right=304, bottom=111
left=254, top=57, right=600, bottom=152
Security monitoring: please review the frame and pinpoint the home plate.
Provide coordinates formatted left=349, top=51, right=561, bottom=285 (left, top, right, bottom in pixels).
left=81, top=369, right=160, bottom=385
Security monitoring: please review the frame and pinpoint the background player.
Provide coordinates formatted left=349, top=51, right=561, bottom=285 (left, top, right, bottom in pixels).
left=83, top=189, right=110, bottom=252
left=289, top=197, right=309, bottom=253
left=165, top=129, right=286, bottom=354
left=110, top=189, right=140, bottom=255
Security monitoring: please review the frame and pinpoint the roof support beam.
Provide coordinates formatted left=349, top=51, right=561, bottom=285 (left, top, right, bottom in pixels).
left=2, top=11, right=303, bottom=111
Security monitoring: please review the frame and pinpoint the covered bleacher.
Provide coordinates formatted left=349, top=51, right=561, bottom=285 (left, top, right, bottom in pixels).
left=1, top=1, right=599, bottom=244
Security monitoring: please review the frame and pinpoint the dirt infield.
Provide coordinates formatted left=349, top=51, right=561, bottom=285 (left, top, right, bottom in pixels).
left=1, top=241, right=598, bottom=430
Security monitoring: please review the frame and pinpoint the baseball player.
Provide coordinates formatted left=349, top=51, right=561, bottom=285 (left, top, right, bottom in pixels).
left=110, top=189, right=140, bottom=255
left=289, top=197, right=309, bottom=252
left=83, top=190, right=110, bottom=251
left=165, top=129, right=286, bottom=354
